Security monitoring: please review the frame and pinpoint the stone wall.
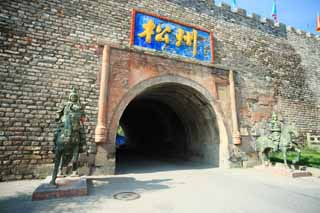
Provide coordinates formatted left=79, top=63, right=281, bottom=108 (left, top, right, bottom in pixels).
left=0, top=0, right=319, bottom=180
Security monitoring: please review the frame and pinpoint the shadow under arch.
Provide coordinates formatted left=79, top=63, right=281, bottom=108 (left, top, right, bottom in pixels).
left=108, top=75, right=233, bottom=172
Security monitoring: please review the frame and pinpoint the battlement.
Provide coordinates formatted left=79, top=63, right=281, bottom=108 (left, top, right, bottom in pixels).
left=172, top=0, right=319, bottom=40
left=215, top=1, right=320, bottom=40
left=286, top=25, right=320, bottom=40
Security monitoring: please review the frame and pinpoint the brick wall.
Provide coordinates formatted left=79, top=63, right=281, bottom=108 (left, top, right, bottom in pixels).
left=0, top=0, right=319, bottom=180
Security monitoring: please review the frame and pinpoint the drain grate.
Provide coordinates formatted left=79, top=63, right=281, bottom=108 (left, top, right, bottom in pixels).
left=113, top=192, right=140, bottom=201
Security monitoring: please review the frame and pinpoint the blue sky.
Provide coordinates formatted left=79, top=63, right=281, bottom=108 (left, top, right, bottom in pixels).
left=215, top=0, right=320, bottom=34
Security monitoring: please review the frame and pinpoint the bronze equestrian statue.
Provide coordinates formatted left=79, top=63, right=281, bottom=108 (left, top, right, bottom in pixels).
left=256, top=112, right=301, bottom=167
left=50, top=89, right=86, bottom=185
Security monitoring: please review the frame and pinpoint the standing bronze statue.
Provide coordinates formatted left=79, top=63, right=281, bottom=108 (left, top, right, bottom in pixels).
left=50, top=88, right=86, bottom=185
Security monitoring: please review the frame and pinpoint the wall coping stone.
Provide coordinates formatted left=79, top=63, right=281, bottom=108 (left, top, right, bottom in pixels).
left=296, top=29, right=306, bottom=36
left=235, top=8, right=247, bottom=17
left=260, top=17, right=267, bottom=23
left=219, top=2, right=231, bottom=11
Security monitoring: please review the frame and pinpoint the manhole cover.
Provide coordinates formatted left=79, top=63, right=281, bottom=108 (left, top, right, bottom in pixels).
left=113, top=192, right=140, bottom=201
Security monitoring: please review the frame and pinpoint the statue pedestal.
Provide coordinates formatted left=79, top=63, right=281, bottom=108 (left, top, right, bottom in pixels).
left=290, top=170, right=313, bottom=178
left=32, top=176, right=88, bottom=201
left=255, top=164, right=312, bottom=178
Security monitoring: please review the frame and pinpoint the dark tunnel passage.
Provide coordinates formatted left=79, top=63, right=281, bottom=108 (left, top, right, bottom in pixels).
left=115, top=83, right=220, bottom=174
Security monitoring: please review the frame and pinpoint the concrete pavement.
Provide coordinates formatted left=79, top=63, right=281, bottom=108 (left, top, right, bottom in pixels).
left=0, top=162, right=320, bottom=213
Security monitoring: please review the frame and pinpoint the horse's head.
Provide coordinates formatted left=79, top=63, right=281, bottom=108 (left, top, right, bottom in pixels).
left=280, top=123, right=299, bottom=147
left=284, top=123, right=299, bottom=139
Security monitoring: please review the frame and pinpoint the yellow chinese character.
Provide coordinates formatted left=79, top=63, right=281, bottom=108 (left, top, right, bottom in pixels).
left=175, top=29, right=184, bottom=47
left=138, top=19, right=156, bottom=43
left=175, top=28, right=198, bottom=56
left=155, top=24, right=171, bottom=44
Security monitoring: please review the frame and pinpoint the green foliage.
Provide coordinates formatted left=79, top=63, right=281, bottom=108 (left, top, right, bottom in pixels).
left=269, top=148, right=320, bottom=168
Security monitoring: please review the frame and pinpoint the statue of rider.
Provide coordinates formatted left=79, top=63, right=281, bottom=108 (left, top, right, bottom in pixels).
left=50, top=88, right=86, bottom=185
left=268, top=112, right=282, bottom=151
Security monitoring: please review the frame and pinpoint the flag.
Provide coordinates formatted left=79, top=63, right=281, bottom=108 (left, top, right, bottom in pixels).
left=271, top=0, right=278, bottom=23
left=231, top=0, right=237, bottom=9
left=317, top=14, right=320, bottom=32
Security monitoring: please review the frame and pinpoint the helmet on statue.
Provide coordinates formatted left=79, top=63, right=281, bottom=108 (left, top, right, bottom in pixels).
left=69, top=88, right=79, bottom=103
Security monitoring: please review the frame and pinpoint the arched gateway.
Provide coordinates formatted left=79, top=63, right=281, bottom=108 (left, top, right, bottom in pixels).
left=92, top=46, right=237, bottom=175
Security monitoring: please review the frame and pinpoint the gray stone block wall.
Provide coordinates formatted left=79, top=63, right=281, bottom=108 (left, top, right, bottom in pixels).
left=0, top=0, right=319, bottom=180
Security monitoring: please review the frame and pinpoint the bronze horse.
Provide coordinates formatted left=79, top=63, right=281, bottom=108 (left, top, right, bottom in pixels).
left=50, top=90, right=86, bottom=185
left=256, top=123, right=300, bottom=167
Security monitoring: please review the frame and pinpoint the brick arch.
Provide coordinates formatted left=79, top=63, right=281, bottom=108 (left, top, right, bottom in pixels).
left=108, top=74, right=232, bottom=168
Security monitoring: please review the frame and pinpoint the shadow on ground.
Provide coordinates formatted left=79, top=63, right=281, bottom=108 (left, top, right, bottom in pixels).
left=115, top=151, right=215, bottom=174
left=0, top=176, right=172, bottom=213
left=88, top=176, right=172, bottom=197
left=0, top=152, right=216, bottom=212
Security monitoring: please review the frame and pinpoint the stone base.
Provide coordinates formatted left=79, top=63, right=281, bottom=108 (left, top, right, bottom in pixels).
left=255, top=164, right=312, bottom=178
left=291, top=170, right=313, bottom=178
left=32, top=176, right=88, bottom=201
left=243, top=159, right=261, bottom=168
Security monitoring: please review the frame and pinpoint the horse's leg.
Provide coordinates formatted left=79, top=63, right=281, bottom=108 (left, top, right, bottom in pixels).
left=261, top=149, right=270, bottom=167
left=258, top=150, right=265, bottom=166
left=293, top=146, right=301, bottom=164
left=50, top=150, right=62, bottom=185
left=282, top=147, right=288, bottom=168
left=71, top=144, right=80, bottom=176
left=58, top=154, right=64, bottom=177
left=265, top=149, right=271, bottom=166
